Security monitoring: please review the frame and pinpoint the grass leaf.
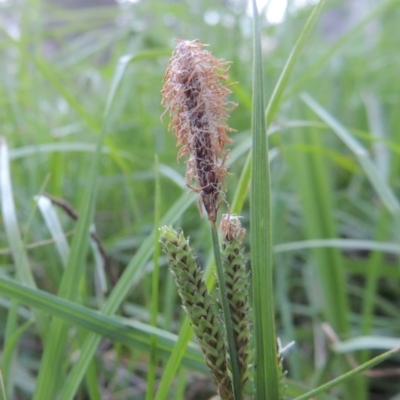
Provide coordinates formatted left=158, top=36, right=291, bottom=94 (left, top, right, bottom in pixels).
left=250, top=0, right=279, bottom=397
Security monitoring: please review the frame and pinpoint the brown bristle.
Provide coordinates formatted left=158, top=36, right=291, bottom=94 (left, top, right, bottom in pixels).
left=162, top=40, right=236, bottom=222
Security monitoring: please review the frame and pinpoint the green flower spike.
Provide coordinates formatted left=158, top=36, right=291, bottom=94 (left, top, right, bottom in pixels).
left=220, top=215, right=251, bottom=389
left=159, top=226, right=233, bottom=400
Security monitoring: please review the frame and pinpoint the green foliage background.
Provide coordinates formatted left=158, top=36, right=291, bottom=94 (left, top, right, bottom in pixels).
left=0, top=0, right=399, bottom=399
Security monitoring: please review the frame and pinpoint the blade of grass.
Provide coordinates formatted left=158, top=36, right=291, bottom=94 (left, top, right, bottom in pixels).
left=146, top=156, right=162, bottom=400
left=363, top=91, right=389, bottom=180
left=274, top=238, right=400, bottom=255
left=2, top=301, right=19, bottom=399
left=174, top=368, right=188, bottom=400
left=0, top=370, right=7, bottom=400
left=333, top=337, right=400, bottom=352
left=153, top=318, right=194, bottom=400
left=250, top=1, right=279, bottom=398
left=36, top=167, right=103, bottom=395
left=301, top=93, right=400, bottom=216
left=1, top=172, right=50, bottom=398
left=294, top=348, right=399, bottom=400
left=0, top=274, right=205, bottom=370
left=2, top=319, right=34, bottom=399
left=83, top=361, right=102, bottom=400
left=359, top=212, right=389, bottom=368
left=32, top=142, right=103, bottom=399
left=265, top=0, right=326, bottom=127
left=9, top=142, right=135, bottom=163
left=0, top=137, right=48, bottom=337
left=35, top=195, right=70, bottom=267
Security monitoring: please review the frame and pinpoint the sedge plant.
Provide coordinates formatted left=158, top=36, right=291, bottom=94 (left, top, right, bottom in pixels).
left=1, top=1, right=400, bottom=399
left=160, top=39, right=251, bottom=400
left=159, top=39, right=283, bottom=400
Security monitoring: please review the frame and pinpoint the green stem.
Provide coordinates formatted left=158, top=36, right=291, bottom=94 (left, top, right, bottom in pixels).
left=210, top=222, right=242, bottom=400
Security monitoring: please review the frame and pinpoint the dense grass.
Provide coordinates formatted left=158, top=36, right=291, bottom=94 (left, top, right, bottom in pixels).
left=0, top=0, right=399, bottom=399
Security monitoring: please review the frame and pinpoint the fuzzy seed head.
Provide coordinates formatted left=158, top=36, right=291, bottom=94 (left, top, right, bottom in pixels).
left=220, top=214, right=246, bottom=243
left=161, top=40, right=236, bottom=222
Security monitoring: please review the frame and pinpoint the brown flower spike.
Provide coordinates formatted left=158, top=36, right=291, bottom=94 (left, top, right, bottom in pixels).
left=162, top=40, right=236, bottom=222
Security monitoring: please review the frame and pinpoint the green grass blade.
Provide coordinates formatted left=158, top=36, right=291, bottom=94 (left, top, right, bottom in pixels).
left=146, top=157, right=162, bottom=400
left=0, top=138, right=48, bottom=337
left=1, top=318, right=34, bottom=398
left=33, top=89, right=107, bottom=400
left=250, top=1, right=279, bottom=398
left=274, top=238, right=400, bottom=255
left=301, top=93, right=400, bottom=215
left=0, top=370, right=7, bottom=400
left=333, top=336, right=400, bottom=352
left=294, top=348, right=399, bottom=400
left=2, top=301, right=18, bottom=399
left=265, top=0, right=326, bottom=128
left=0, top=138, right=35, bottom=284
left=153, top=318, right=193, bottom=400
left=363, top=91, right=389, bottom=180
left=0, top=274, right=205, bottom=370
left=8, top=142, right=135, bottom=163
left=359, top=212, right=389, bottom=367
left=83, top=361, right=102, bottom=400
left=2, top=311, right=33, bottom=399
left=35, top=195, right=70, bottom=267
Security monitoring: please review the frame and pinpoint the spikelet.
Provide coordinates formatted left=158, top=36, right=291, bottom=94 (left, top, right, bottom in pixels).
left=220, top=214, right=251, bottom=390
left=159, top=226, right=233, bottom=400
left=161, top=40, right=236, bottom=222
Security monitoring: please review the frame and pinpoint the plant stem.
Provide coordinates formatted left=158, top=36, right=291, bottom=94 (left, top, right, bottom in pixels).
left=210, top=222, right=242, bottom=400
